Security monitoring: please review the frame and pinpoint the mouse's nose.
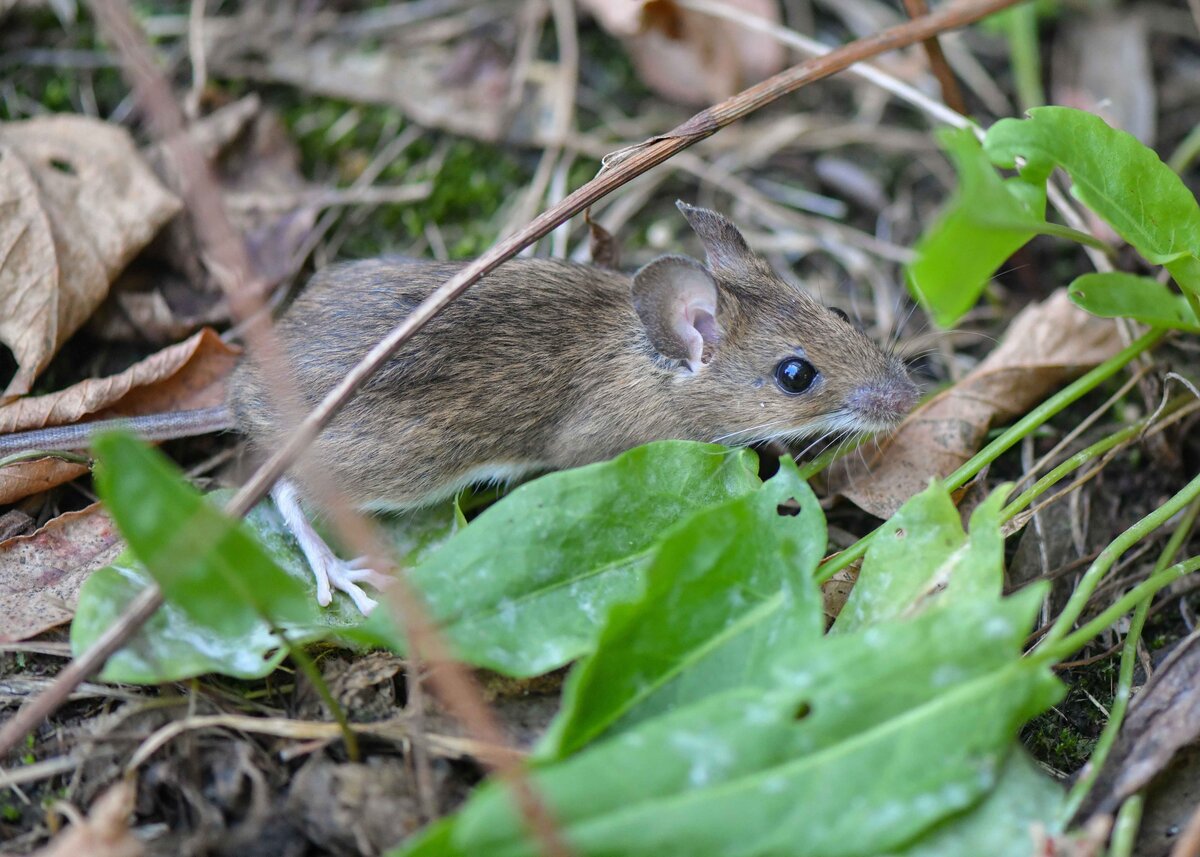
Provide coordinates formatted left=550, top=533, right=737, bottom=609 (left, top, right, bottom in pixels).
left=847, top=373, right=920, bottom=428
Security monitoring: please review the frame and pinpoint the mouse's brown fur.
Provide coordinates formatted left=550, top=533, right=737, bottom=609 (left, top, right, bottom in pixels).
left=230, top=203, right=917, bottom=509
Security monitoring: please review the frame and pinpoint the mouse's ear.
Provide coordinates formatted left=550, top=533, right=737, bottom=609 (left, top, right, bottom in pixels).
left=676, top=201, right=758, bottom=279
left=631, top=255, right=722, bottom=372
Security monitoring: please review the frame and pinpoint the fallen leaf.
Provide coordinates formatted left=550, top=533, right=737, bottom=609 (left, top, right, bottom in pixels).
left=0, top=327, right=238, bottom=434
left=0, top=459, right=89, bottom=506
left=32, top=780, right=142, bottom=857
left=232, top=34, right=516, bottom=143
left=829, top=290, right=1122, bottom=519
left=1078, top=627, right=1200, bottom=818
left=0, top=503, right=121, bottom=641
left=0, top=115, right=181, bottom=400
left=581, top=0, right=786, bottom=104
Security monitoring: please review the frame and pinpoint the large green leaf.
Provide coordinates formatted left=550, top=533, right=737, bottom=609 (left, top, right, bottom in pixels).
left=396, top=586, right=1061, bottom=857
left=74, top=436, right=363, bottom=682
left=906, top=128, right=1045, bottom=327
left=985, top=107, right=1200, bottom=294
left=833, top=483, right=1010, bottom=634
left=885, top=749, right=1063, bottom=857
left=543, top=459, right=825, bottom=758
left=1068, top=271, right=1200, bottom=331
left=349, top=441, right=762, bottom=676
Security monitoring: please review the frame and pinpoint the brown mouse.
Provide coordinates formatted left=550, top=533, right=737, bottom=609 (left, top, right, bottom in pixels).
left=0, top=203, right=918, bottom=611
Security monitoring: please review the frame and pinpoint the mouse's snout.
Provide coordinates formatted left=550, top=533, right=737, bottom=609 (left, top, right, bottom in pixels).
left=846, top=372, right=920, bottom=430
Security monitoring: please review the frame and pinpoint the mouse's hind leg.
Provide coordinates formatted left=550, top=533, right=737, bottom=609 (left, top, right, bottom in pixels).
left=270, top=479, right=390, bottom=615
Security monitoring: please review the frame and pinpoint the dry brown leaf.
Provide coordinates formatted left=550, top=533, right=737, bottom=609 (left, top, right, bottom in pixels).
left=238, top=35, right=518, bottom=143
left=581, top=0, right=785, bottom=105
left=0, top=327, right=238, bottom=434
left=1078, top=627, right=1200, bottom=819
left=0, top=459, right=90, bottom=506
left=0, top=116, right=181, bottom=400
left=829, top=290, right=1123, bottom=519
left=0, top=503, right=122, bottom=641
left=33, top=780, right=142, bottom=857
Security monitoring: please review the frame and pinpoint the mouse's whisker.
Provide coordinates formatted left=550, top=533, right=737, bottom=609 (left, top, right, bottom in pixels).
left=711, top=418, right=793, bottom=444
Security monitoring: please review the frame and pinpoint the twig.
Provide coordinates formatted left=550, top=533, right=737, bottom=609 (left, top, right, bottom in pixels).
left=676, top=0, right=972, bottom=132
left=900, top=0, right=968, bottom=114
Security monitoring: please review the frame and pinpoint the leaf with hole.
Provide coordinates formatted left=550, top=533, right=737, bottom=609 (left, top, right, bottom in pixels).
left=833, top=482, right=1011, bottom=634
left=542, top=458, right=826, bottom=759
left=1068, top=272, right=1200, bottom=331
left=396, top=582, right=1060, bottom=857
left=985, top=107, right=1200, bottom=294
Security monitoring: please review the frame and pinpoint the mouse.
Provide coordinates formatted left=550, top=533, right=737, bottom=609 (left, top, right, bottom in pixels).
left=0, top=202, right=919, bottom=613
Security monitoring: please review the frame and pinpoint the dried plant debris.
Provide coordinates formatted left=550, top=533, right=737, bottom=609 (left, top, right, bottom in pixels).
left=0, top=116, right=180, bottom=400
left=30, top=781, right=142, bottom=857
left=0, top=503, right=121, bottom=641
left=829, top=290, right=1122, bottom=520
left=1078, top=628, right=1200, bottom=819
left=0, top=328, right=238, bottom=502
left=580, top=0, right=786, bottom=104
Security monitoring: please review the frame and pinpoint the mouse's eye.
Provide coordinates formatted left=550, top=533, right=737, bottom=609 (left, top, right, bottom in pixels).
left=774, top=358, right=817, bottom=395
left=829, top=307, right=850, bottom=322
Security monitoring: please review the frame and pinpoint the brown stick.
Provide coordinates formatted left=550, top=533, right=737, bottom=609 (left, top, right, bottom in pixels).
left=0, top=0, right=1028, bottom=833
left=901, top=0, right=969, bottom=115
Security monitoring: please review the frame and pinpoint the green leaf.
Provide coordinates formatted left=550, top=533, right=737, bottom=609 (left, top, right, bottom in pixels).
left=91, top=432, right=321, bottom=630
left=985, top=107, right=1200, bottom=294
left=906, top=128, right=1044, bottom=327
left=884, top=749, right=1062, bottom=856
left=74, top=439, right=366, bottom=682
left=1068, top=271, right=1200, bottom=331
left=833, top=483, right=1010, bottom=634
left=543, top=459, right=825, bottom=758
left=396, top=586, right=1061, bottom=857
left=348, top=441, right=762, bottom=676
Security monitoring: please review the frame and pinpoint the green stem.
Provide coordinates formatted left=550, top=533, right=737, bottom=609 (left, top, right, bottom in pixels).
left=1036, top=222, right=1113, bottom=253
left=1167, top=121, right=1200, bottom=174
left=1001, top=421, right=1144, bottom=522
left=1107, top=795, right=1144, bottom=857
left=1184, top=289, right=1200, bottom=328
left=944, top=330, right=1163, bottom=490
left=1006, top=3, right=1044, bottom=113
left=816, top=329, right=1164, bottom=583
left=1057, top=497, right=1200, bottom=823
left=1038, top=469, right=1200, bottom=650
left=1037, top=555, right=1200, bottom=664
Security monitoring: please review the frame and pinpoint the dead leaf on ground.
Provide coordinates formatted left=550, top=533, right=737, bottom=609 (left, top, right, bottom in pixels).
left=0, top=328, right=238, bottom=503
left=93, top=97, right=319, bottom=344
left=0, top=327, right=238, bottom=434
left=0, top=458, right=90, bottom=506
left=32, top=780, right=142, bottom=857
left=581, top=0, right=786, bottom=105
left=0, top=503, right=121, bottom=641
left=829, top=290, right=1122, bottom=519
left=0, top=115, right=181, bottom=401
left=1078, top=627, right=1200, bottom=819
left=226, top=31, right=519, bottom=144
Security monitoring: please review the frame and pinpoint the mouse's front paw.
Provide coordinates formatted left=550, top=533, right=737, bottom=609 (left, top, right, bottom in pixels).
left=313, top=554, right=385, bottom=616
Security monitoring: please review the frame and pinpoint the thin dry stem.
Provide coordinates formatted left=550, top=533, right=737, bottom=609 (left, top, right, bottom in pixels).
left=900, top=0, right=968, bottom=114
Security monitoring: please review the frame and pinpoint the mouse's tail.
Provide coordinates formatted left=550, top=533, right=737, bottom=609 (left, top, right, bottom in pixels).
left=0, top=405, right=236, bottom=455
